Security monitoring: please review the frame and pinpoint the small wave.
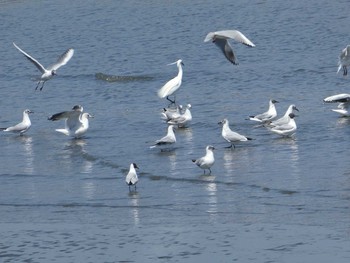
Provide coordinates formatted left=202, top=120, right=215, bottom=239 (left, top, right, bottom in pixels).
left=95, top=72, right=154, bottom=82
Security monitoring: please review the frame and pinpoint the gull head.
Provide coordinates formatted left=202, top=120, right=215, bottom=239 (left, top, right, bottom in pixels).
left=72, top=105, right=83, bottom=112
left=218, top=118, right=228, bottom=125
left=51, top=70, right=57, bottom=76
left=207, top=145, right=215, bottom=151
left=132, top=163, right=139, bottom=169
left=24, top=109, right=34, bottom=114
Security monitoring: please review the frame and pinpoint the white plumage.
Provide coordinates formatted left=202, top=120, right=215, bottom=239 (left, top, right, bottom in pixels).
left=125, top=163, right=139, bottom=191
left=0, top=109, right=33, bottom=135
left=204, top=29, right=255, bottom=65
left=48, top=105, right=93, bottom=138
left=157, top=59, right=184, bottom=104
left=13, top=42, right=74, bottom=90
left=192, top=145, right=215, bottom=174
left=337, top=45, right=350, bottom=76
left=219, top=118, right=252, bottom=148
left=324, top=93, right=350, bottom=116
left=249, top=99, right=279, bottom=122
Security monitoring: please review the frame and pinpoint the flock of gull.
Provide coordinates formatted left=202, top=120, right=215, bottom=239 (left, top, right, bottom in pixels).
left=2, top=31, right=350, bottom=191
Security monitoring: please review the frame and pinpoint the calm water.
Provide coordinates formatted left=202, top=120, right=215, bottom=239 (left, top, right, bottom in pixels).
left=1, top=0, right=350, bottom=262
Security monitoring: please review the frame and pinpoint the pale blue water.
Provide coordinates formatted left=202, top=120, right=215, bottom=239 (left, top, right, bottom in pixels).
left=1, top=0, right=350, bottom=262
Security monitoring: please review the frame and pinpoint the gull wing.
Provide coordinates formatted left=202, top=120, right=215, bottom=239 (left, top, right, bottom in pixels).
left=205, top=30, right=255, bottom=47
left=13, top=42, right=46, bottom=73
left=48, top=110, right=73, bottom=121
left=48, top=48, right=74, bottom=71
left=323, top=93, right=350, bottom=103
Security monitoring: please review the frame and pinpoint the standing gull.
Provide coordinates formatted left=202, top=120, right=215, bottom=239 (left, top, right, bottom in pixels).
left=337, top=45, right=350, bottom=76
left=218, top=118, right=252, bottom=148
left=267, top=104, right=299, bottom=127
left=204, top=30, right=255, bottom=65
left=248, top=99, right=279, bottom=123
left=150, top=125, right=176, bottom=149
left=192, top=145, right=215, bottom=174
left=125, top=163, right=139, bottom=191
left=324, top=93, right=350, bottom=116
left=167, top=104, right=192, bottom=128
left=157, top=59, right=184, bottom=104
left=13, top=42, right=74, bottom=90
left=0, top=109, right=33, bottom=135
left=266, top=113, right=297, bottom=137
left=48, top=105, right=93, bottom=138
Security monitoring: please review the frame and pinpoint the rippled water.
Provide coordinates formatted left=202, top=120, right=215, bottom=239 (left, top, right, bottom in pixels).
left=1, top=0, right=350, bottom=262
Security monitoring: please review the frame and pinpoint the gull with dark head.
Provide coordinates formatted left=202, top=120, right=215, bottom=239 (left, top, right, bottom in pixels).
left=48, top=105, right=93, bottom=138
left=0, top=109, right=33, bottom=135
left=157, top=59, right=184, bottom=104
left=13, top=42, right=74, bottom=90
left=248, top=99, right=278, bottom=123
left=266, top=104, right=299, bottom=127
left=324, top=93, right=350, bottom=116
left=204, top=29, right=255, bottom=65
left=218, top=118, right=252, bottom=148
left=266, top=113, right=297, bottom=137
left=192, top=145, right=215, bottom=174
left=337, top=45, right=350, bottom=76
left=125, top=163, right=139, bottom=191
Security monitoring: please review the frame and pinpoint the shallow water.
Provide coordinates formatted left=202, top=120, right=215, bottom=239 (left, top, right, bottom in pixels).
left=1, top=0, right=350, bottom=262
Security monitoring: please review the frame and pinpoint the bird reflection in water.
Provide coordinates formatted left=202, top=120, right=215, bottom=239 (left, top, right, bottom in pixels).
left=128, top=191, right=140, bottom=226
left=64, top=138, right=94, bottom=174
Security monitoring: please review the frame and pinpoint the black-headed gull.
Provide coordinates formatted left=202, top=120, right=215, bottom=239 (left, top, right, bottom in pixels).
left=192, top=145, right=215, bottom=174
left=161, top=104, right=183, bottom=121
left=324, top=93, right=350, bottom=116
left=266, top=113, right=297, bottom=137
left=150, top=125, right=176, bottom=149
left=13, top=42, right=74, bottom=90
left=48, top=105, right=93, bottom=138
left=218, top=118, right=252, bottom=148
left=157, top=59, right=184, bottom=104
left=0, top=109, right=33, bottom=135
left=167, top=104, right=192, bottom=128
left=337, top=45, right=350, bottom=76
left=125, top=163, right=139, bottom=191
left=267, top=104, right=299, bottom=127
left=204, top=29, right=255, bottom=65
left=248, top=99, right=279, bottom=122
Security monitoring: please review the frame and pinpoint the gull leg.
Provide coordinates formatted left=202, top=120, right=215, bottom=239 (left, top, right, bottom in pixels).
left=40, top=81, right=46, bottom=91
left=35, top=81, right=41, bottom=90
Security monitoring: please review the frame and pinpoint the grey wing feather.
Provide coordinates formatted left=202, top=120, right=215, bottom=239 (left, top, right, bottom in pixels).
left=13, top=42, right=46, bottom=73
left=48, top=48, right=74, bottom=71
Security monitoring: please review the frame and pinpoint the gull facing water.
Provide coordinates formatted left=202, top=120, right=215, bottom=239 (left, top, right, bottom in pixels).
left=0, top=109, right=33, bottom=135
left=48, top=105, right=93, bottom=138
left=248, top=99, right=278, bottom=123
left=192, top=145, right=215, bottom=174
left=218, top=118, right=252, bottom=148
left=13, top=42, right=74, bottom=90
left=204, top=29, right=255, bottom=65
left=337, top=45, right=350, bottom=76
left=157, top=59, right=184, bottom=104
left=125, top=163, right=139, bottom=191
left=324, top=93, right=350, bottom=116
